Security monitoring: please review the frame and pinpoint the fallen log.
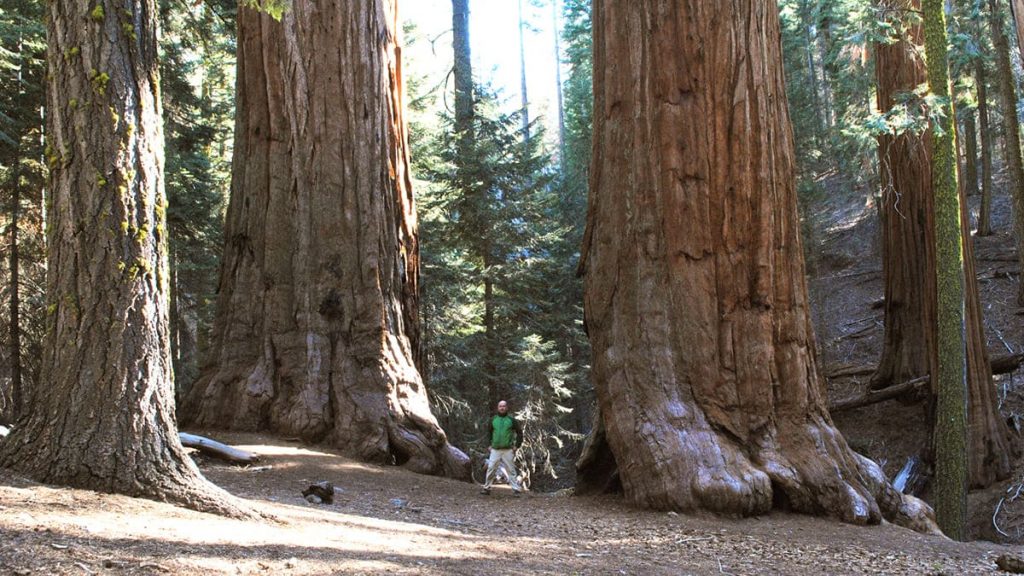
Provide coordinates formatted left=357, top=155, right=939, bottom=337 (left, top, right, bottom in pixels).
left=179, top=432, right=259, bottom=465
left=827, top=364, right=876, bottom=379
left=826, top=353, right=1022, bottom=381
left=829, top=376, right=929, bottom=414
left=992, top=353, right=1024, bottom=375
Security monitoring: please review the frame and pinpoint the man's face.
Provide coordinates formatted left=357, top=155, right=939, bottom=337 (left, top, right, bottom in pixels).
left=497, top=401, right=508, bottom=415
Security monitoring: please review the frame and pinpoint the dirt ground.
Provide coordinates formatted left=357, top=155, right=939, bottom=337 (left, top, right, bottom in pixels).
left=1, top=430, right=1022, bottom=576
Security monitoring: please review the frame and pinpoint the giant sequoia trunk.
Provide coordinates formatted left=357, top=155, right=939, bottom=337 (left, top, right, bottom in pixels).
left=577, top=0, right=934, bottom=529
left=180, top=0, right=468, bottom=479
left=0, top=0, right=247, bottom=516
left=873, top=0, right=1011, bottom=489
left=872, top=0, right=938, bottom=392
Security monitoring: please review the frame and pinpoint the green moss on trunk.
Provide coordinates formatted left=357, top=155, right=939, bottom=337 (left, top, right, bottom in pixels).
left=922, top=0, right=968, bottom=541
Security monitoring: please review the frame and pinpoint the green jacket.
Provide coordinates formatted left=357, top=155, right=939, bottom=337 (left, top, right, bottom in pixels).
left=485, top=414, right=523, bottom=450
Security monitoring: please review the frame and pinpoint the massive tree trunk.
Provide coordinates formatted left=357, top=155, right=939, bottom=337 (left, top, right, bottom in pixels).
left=992, top=0, right=1024, bottom=307
left=180, top=0, right=468, bottom=479
left=872, top=0, right=1012, bottom=488
left=577, top=0, right=934, bottom=530
left=0, top=0, right=248, bottom=516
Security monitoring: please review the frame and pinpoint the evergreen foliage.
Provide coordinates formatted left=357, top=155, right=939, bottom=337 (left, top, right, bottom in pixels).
left=0, top=0, right=45, bottom=422
left=158, top=0, right=236, bottom=396
left=415, top=89, right=585, bottom=486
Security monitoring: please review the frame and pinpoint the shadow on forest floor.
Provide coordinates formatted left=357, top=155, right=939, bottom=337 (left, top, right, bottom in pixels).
left=0, top=431, right=1018, bottom=575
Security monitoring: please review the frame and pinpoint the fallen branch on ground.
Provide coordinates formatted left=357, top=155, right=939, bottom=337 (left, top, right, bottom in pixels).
left=179, top=432, right=259, bottom=464
left=826, top=353, right=1022, bottom=382
left=829, top=376, right=929, bottom=414
left=827, top=365, right=875, bottom=379
left=992, top=354, right=1024, bottom=375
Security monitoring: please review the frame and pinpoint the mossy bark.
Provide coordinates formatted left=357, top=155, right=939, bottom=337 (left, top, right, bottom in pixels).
left=0, top=0, right=251, bottom=518
left=922, top=0, right=969, bottom=541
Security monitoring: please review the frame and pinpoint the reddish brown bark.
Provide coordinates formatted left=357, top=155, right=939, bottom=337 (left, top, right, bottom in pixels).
left=872, top=0, right=1012, bottom=488
left=577, top=0, right=935, bottom=530
left=872, top=0, right=938, bottom=392
left=180, top=0, right=468, bottom=479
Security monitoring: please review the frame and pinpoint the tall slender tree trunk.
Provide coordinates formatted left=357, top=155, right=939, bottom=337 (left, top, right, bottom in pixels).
left=181, top=0, right=469, bottom=479
left=7, top=167, right=22, bottom=421
left=577, top=0, right=935, bottom=531
left=518, top=0, right=531, bottom=145
left=800, top=0, right=826, bottom=140
left=923, top=0, right=968, bottom=540
left=452, top=0, right=474, bottom=139
left=872, top=0, right=1012, bottom=489
left=978, top=59, right=994, bottom=237
left=992, top=0, right=1024, bottom=306
left=552, top=0, right=566, bottom=163
left=963, top=109, right=979, bottom=198
left=0, top=0, right=248, bottom=516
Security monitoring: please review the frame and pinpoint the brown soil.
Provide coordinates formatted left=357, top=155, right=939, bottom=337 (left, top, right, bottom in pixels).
left=1, top=430, right=1021, bottom=575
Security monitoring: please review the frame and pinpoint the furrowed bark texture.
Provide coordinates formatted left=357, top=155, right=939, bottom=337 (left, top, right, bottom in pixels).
left=0, top=0, right=249, bottom=517
left=181, top=0, right=469, bottom=479
left=873, top=0, right=1011, bottom=488
left=578, top=0, right=935, bottom=530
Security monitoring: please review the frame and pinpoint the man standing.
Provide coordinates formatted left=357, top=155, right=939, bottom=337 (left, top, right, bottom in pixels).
left=480, top=400, right=524, bottom=495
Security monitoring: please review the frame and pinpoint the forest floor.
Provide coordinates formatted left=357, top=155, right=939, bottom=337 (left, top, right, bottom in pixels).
left=1, top=430, right=1022, bottom=576
left=804, top=169, right=1024, bottom=543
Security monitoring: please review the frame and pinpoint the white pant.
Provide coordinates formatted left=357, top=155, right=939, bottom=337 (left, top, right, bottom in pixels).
left=483, top=448, right=522, bottom=491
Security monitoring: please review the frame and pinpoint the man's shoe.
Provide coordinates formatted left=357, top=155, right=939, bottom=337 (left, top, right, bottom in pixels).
left=479, top=488, right=490, bottom=495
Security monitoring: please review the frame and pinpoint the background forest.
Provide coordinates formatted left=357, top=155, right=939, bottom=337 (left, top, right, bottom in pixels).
left=1, top=0, right=1024, bottom=542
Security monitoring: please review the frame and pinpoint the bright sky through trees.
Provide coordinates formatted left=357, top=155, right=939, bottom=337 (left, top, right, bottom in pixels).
left=403, top=0, right=564, bottom=148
